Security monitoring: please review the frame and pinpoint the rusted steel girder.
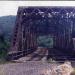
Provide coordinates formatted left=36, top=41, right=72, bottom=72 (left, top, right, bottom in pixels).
left=9, top=7, right=75, bottom=59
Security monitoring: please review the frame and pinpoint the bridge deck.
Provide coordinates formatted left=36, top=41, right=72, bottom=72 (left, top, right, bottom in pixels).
left=9, top=47, right=75, bottom=62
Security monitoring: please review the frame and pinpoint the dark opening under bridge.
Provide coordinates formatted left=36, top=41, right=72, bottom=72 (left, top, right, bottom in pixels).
left=8, top=7, right=75, bottom=61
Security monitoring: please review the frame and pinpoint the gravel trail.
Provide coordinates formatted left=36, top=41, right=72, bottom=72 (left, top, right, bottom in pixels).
left=1, top=61, right=58, bottom=75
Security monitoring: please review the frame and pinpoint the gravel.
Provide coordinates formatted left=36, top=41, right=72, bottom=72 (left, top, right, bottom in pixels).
left=1, top=61, right=58, bottom=75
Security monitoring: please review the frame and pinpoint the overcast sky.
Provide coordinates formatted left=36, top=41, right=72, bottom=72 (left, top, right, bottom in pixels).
left=0, top=1, right=75, bottom=16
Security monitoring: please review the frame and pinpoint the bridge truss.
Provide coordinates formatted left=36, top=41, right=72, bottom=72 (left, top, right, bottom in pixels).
left=8, top=7, right=75, bottom=60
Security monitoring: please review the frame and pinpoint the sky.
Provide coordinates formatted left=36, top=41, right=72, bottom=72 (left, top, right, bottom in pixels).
left=0, top=1, right=75, bottom=16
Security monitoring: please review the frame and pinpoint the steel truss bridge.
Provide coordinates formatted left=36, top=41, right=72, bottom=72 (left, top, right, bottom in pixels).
left=8, top=7, right=75, bottom=61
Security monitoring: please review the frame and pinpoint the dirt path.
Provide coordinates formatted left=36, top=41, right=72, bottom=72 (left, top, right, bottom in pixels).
left=0, top=61, right=58, bottom=75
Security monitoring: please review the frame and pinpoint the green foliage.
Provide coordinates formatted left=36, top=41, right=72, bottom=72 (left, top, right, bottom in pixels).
left=0, top=16, right=16, bottom=42
left=0, top=16, right=15, bottom=62
left=37, top=35, right=53, bottom=48
left=0, top=34, right=9, bottom=61
left=0, top=15, right=16, bottom=45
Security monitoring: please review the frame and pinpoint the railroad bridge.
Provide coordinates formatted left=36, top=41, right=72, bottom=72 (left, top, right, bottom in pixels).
left=8, top=7, right=75, bottom=61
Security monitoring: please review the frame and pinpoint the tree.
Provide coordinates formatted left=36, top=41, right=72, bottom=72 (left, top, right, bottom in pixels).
left=37, top=35, right=53, bottom=48
left=0, top=32, right=9, bottom=61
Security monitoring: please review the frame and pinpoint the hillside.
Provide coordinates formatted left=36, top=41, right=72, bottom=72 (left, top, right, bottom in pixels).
left=0, top=16, right=16, bottom=41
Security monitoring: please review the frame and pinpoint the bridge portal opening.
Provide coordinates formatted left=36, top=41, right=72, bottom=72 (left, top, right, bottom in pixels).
left=37, top=35, right=54, bottom=49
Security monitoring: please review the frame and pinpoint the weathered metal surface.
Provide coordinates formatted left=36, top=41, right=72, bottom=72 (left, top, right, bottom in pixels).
left=9, top=7, right=75, bottom=60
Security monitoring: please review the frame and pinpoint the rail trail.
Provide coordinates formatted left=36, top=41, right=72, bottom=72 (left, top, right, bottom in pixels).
left=18, top=47, right=48, bottom=62
left=13, top=47, right=75, bottom=62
